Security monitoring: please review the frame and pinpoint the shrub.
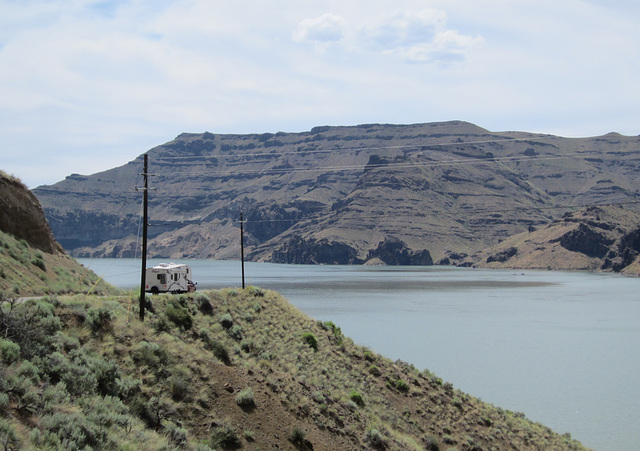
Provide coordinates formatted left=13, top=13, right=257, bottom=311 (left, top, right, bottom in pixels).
left=288, top=427, right=306, bottom=444
left=0, top=300, right=61, bottom=359
left=235, top=387, right=255, bottom=407
left=302, top=332, right=318, bottom=351
left=312, top=391, right=325, bottom=403
left=322, top=320, right=344, bottom=345
left=131, top=341, right=169, bottom=371
left=166, top=424, right=188, bottom=448
left=227, top=324, right=243, bottom=341
left=0, top=393, right=9, bottom=414
left=480, top=416, right=493, bottom=427
left=0, top=338, right=20, bottom=364
left=17, top=360, right=40, bottom=384
left=246, top=286, right=264, bottom=297
left=38, top=411, right=111, bottom=449
left=195, top=292, right=214, bottom=315
left=42, top=351, right=97, bottom=397
left=349, top=390, right=365, bottom=407
left=169, top=366, right=191, bottom=401
left=152, top=315, right=172, bottom=333
left=116, top=376, right=142, bottom=398
left=40, top=383, right=70, bottom=415
left=210, top=423, right=241, bottom=449
left=91, top=358, right=121, bottom=397
left=240, top=339, right=254, bottom=353
left=85, top=307, right=115, bottom=337
left=368, top=365, right=381, bottom=377
left=365, top=427, right=387, bottom=448
left=396, top=379, right=409, bottom=393
left=31, top=256, right=46, bottom=271
left=204, top=337, right=230, bottom=365
left=243, top=430, right=254, bottom=441
left=166, top=302, right=193, bottom=330
left=424, top=434, right=440, bottom=451
left=130, top=396, right=172, bottom=430
left=219, top=313, right=233, bottom=329
left=53, top=331, right=80, bottom=352
left=0, top=418, right=20, bottom=450
left=16, top=386, right=40, bottom=413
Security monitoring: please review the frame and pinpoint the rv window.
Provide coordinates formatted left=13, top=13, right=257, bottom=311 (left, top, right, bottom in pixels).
left=157, top=274, right=166, bottom=284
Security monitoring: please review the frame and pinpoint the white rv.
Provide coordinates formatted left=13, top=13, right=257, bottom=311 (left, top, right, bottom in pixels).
left=145, top=262, right=196, bottom=294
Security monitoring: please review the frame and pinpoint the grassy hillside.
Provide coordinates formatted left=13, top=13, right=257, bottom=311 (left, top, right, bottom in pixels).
left=0, top=288, right=588, bottom=450
left=0, top=229, right=117, bottom=297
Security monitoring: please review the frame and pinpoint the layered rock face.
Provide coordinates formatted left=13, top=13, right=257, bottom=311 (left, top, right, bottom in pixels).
left=33, top=122, right=640, bottom=264
left=0, top=173, right=62, bottom=254
left=469, top=206, right=640, bottom=274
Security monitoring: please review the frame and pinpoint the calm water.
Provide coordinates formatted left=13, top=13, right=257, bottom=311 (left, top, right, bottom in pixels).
left=79, top=258, right=640, bottom=451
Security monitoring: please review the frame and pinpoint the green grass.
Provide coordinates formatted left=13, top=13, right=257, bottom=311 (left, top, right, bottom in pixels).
left=0, top=230, right=118, bottom=297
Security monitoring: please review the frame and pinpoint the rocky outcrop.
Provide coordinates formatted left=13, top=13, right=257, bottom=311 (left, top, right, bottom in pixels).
left=366, top=237, right=433, bottom=265
left=614, top=227, right=640, bottom=271
left=0, top=172, right=62, bottom=254
left=552, top=223, right=613, bottom=258
left=486, top=246, right=518, bottom=263
left=270, top=235, right=362, bottom=265
left=468, top=206, right=640, bottom=274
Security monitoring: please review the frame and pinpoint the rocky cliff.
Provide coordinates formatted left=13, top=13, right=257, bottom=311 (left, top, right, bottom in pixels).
left=0, top=171, right=62, bottom=254
left=467, top=205, right=640, bottom=274
left=0, top=171, right=117, bottom=296
left=32, top=122, right=640, bottom=264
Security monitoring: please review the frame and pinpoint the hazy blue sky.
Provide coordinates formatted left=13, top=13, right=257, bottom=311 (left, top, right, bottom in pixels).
left=2, top=0, right=639, bottom=188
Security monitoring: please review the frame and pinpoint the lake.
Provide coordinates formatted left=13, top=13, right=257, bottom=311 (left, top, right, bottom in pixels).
left=79, top=258, right=640, bottom=451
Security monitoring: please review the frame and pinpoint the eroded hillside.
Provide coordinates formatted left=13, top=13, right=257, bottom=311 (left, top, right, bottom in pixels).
left=33, top=122, right=640, bottom=264
left=0, top=171, right=116, bottom=297
left=467, top=205, right=640, bottom=274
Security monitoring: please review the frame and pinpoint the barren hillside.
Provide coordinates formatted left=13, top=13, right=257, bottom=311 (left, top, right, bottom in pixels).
left=33, top=122, right=640, bottom=265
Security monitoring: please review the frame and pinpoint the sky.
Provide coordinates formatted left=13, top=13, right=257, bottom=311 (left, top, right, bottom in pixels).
left=1, top=0, right=639, bottom=188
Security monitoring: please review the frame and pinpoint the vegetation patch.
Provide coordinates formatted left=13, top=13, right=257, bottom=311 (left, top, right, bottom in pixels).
left=235, top=387, right=255, bottom=408
left=0, top=287, right=589, bottom=451
left=302, top=332, right=318, bottom=351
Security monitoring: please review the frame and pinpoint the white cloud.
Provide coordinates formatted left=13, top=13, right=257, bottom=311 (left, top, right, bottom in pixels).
left=360, top=9, right=446, bottom=51
left=293, top=8, right=480, bottom=65
left=292, top=13, right=347, bottom=44
left=1, top=0, right=640, bottom=187
left=400, top=29, right=483, bottom=64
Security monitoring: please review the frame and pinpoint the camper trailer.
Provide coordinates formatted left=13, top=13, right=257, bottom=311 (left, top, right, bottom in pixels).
left=145, top=262, right=196, bottom=294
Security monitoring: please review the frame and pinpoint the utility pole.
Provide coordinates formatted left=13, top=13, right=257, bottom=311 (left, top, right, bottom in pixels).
left=138, top=154, right=150, bottom=321
left=240, top=212, right=246, bottom=289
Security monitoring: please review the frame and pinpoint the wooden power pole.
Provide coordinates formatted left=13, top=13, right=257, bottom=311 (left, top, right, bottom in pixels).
left=138, top=154, right=150, bottom=321
left=240, top=212, right=246, bottom=289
